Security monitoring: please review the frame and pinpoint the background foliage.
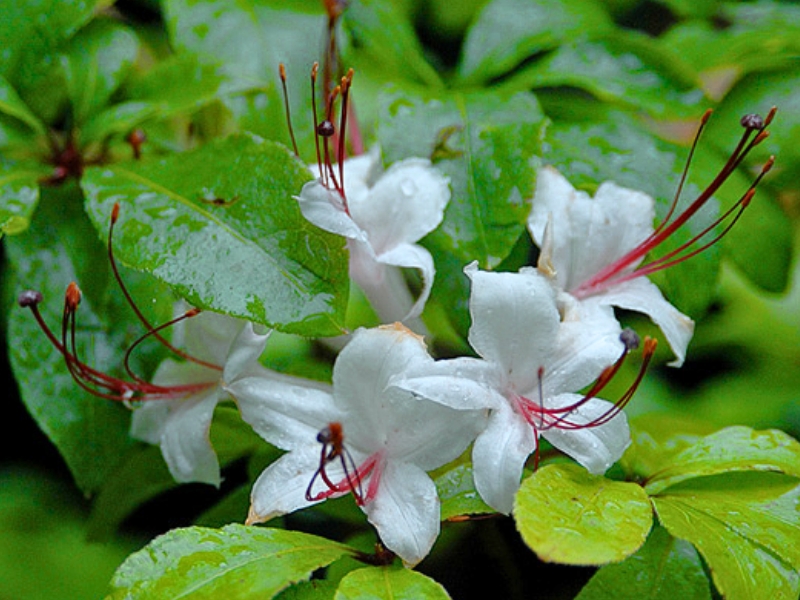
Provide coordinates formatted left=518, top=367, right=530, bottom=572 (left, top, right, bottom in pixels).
left=1, top=0, right=799, bottom=598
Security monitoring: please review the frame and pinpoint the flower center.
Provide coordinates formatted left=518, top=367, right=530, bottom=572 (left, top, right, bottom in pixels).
left=305, top=422, right=384, bottom=506
left=572, top=108, right=777, bottom=299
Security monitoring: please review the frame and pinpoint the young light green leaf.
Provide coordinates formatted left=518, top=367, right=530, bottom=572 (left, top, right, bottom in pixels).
left=575, top=526, right=711, bottom=600
left=457, top=0, right=613, bottom=85
left=106, top=525, right=351, bottom=600
left=334, top=566, right=451, bottom=600
left=81, top=134, right=349, bottom=336
left=644, top=426, right=800, bottom=495
left=59, top=19, right=140, bottom=126
left=433, top=457, right=494, bottom=522
left=378, top=87, right=546, bottom=268
left=514, top=463, right=653, bottom=565
left=654, top=473, right=800, bottom=600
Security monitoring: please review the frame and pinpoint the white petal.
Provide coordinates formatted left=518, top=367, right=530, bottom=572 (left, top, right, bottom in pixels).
left=542, top=294, right=623, bottom=395
left=180, top=309, right=248, bottom=365
left=465, top=263, right=560, bottom=391
left=158, top=387, right=223, bottom=486
left=594, top=277, right=694, bottom=367
left=222, top=321, right=271, bottom=381
left=348, top=158, right=449, bottom=254
left=392, top=356, right=504, bottom=411
left=374, top=243, right=435, bottom=320
left=364, top=460, right=441, bottom=566
left=528, top=166, right=655, bottom=291
left=541, top=393, right=631, bottom=475
left=472, top=403, right=537, bottom=515
left=129, top=400, right=170, bottom=445
left=296, top=179, right=368, bottom=242
left=225, top=365, right=339, bottom=451
left=248, top=446, right=322, bottom=524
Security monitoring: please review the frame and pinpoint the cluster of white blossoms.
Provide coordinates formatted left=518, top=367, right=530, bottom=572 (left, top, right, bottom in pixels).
left=125, top=150, right=709, bottom=565
left=23, top=106, right=770, bottom=566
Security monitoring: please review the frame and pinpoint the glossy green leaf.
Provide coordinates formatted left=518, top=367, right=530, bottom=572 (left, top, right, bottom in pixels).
left=506, top=36, right=704, bottom=119
left=514, top=463, right=653, bottom=565
left=60, top=19, right=140, bottom=125
left=457, top=0, right=613, bottom=84
left=0, top=74, right=46, bottom=136
left=378, top=87, right=546, bottom=267
left=654, top=473, right=800, bottom=600
left=106, top=525, right=351, bottom=599
left=0, top=160, right=46, bottom=237
left=334, top=566, right=451, bottom=600
left=276, top=579, right=338, bottom=600
left=644, top=426, right=800, bottom=495
left=576, top=525, right=711, bottom=600
left=342, top=0, right=443, bottom=89
left=164, top=0, right=326, bottom=158
left=5, top=183, right=165, bottom=493
left=82, top=134, right=349, bottom=336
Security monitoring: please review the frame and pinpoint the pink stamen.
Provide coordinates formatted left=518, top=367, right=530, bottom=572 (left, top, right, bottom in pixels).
left=572, top=107, right=777, bottom=299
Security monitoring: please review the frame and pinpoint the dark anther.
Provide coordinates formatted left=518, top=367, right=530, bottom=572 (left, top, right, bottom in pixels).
left=316, top=120, right=335, bottom=137
left=18, top=290, right=43, bottom=308
left=740, top=113, right=764, bottom=130
left=620, top=328, right=641, bottom=352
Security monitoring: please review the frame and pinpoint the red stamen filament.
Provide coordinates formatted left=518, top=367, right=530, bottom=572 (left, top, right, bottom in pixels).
left=18, top=204, right=222, bottom=402
left=305, top=422, right=379, bottom=506
left=279, top=63, right=300, bottom=157
left=514, top=332, right=657, bottom=467
left=572, top=107, right=777, bottom=299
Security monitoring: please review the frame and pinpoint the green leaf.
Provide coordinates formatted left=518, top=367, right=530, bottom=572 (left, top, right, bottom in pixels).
left=0, top=160, right=46, bottom=237
left=342, top=0, right=443, bottom=89
left=433, top=456, right=494, bottom=522
left=106, top=525, right=351, bottom=599
left=575, top=525, right=711, bottom=600
left=504, top=35, right=704, bottom=119
left=644, top=426, right=800, bottom=495
left=334, top=566, right=451, bottom=600
left=0, top=74, right=47, bottom=136
left=5, top=182, right=163, bottom=493
left=457, top=0, right=613, bottom=85
left=81, top=133, right=349, bottom=336
left=60, top=19, right=140, bottom=126
left=513, top=463, right=653, bottom=565
left=378, top=87, right=546, bottom=268
left=164, top=0, right=326, bottom=158
left=654, top=473, right=800, bottom=600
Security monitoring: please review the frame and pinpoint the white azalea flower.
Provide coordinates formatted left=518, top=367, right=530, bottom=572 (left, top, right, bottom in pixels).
left=130, top=307, right=269, bottom=487
left=225, top=324, right=485, bottom=566
left=393, top=264, right=649, bottom=514
left=297, top=148, right=450, bottom=326
left=527, top=166, right=695, bottom=366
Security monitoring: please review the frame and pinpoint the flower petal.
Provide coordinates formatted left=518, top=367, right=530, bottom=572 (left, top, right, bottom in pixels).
left=374, top=242, right=435, bottom=320
left=465, top=263, right=560, bottom=392
left=541, top=294, right=623, bottom=395
left=225, top=365, right=339, bottom=451
left=348, top=157, right=449, bottom=255
left=541, top=393, right=631, bottom=475
left=296, top=179, right=368, bottom=242
left=592, top=277, right=694, bottom=367
left=157, top=388, right=222, bottom=486
left=472, top=402, right=537, bottom=515
left=247, top=445, right=322, bottom=524
left=364, top=460, right=441, bottom=566
left=222, top=321, right=271, bottom=381
left=528, top=166, right=655, bottom=291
